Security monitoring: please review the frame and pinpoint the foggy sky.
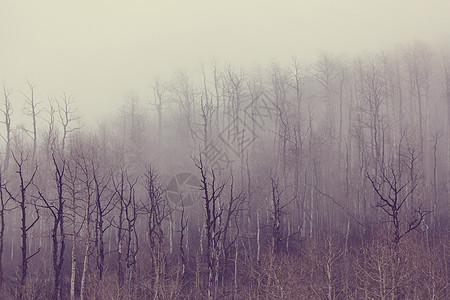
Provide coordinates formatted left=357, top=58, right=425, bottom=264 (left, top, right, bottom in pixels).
left=1, top=0, right=450, bottom=125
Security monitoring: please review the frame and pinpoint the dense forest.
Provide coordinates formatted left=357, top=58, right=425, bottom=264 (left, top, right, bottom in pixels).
left=0, top=41, right=449, bottom=299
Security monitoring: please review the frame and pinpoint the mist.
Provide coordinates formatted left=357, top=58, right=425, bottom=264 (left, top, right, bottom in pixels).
left=2, top=1, right=450, bottom=124
left=0, top=1, right=449, bottom=299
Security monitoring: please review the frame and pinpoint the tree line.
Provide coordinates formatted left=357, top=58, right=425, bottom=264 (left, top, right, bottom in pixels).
left=0, top=40, right=448, bottom=299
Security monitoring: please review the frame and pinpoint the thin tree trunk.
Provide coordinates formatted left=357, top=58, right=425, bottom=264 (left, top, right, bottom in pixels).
left=80, top=175, right=92, bottom=300
left=0, top=171, right=5, bottom=292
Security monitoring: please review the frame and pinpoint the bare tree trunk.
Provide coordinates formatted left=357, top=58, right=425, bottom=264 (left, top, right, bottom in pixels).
left=0, top=170, right=6, bottom=293
left=37, top=155, right=66, bottom=300
left=444, top=54, right=450, bottom=224
left=79, top=158, right=93, bottom=300
left=55, top=158, right=66, bottom=300
left=179, top=204, right=187, bottom=282
left=256, top=210, right=260, bottom=264
left=23, top=81, right=40, bottom=164
left=113, top=170, right=125, bottom=289
left=80, top=207, right=91, bottom=300
left=5, top=154, right=39, bottom=299
left=169, top=212, right=174, bottom=255
left=152, top=78, right=166, bottom=142
left=67, top=163, right=79, bottom=300
left=70, top=221, right=76, bottom=300
left=1, top=85, right=13, bottom=170
left=431, top=133, right=440, bottom=227
left=233, top=240, right=239, bottom=299
left=58, top=94, right=80, bottom=153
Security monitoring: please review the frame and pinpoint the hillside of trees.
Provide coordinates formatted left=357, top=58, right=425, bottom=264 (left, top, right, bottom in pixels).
left=0, top=41, right=449, bottom=299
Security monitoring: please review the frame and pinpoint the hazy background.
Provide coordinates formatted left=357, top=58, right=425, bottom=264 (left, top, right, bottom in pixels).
left=1, top=0, right=450, bottom=125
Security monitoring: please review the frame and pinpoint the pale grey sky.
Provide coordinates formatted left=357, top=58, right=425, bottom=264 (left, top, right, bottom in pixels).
left=1, top=0, right=450, bottom=124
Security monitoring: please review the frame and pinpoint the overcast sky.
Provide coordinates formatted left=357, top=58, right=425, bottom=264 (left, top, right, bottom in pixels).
left=1, top=0, right=450, bottom=125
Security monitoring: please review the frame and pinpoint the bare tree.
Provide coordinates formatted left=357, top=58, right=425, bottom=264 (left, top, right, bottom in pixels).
left=22, top=80, right=42, bottom=163
left=171, top=71, right=198, bottom=143
left=367, top=146, right=432, bottom=244
left=270, top=178, right=283, bottom=254
left=313, top=53, right=339, bottom=152
left=43, top=98, right=58, bottom=159
left=123, top=173, right=139, bottom=296
left=36, top=154, right=66, bottom=300
left=4, top=152, right=39, bottom=299
left=403, top=42, right=433, bottom=183
left=197, top=155, right=225, bottom=299
left=112, top=167, right=139, bottom=296
left=443, top=53, right=450, bottom=220
left=1, top=85, right=13, bottom=170
left=0, top=168, right=11, bottom=292
left=152, top=78, right=168, bottom=142
left=355, top=56, right=385, bottom=176
left=178, top=202, right=188, bottom=280
left=92, top=160, right=114, bottom=282
left=199, top=65, right=216, bottom=148
left=141, top=165, right=170, bottom=299
left=65, top=153, right=81, bottom=300
left=196, top=154, right=244, bottom=299
left=112, top=168, right=127, bottom=288
left=73, top=140, right=95, bottom=300
left=220, top=173, right=244, bottom=296
left=58, top=93, right=80, bottom=153
left=268, top=177, right=296, bottom=254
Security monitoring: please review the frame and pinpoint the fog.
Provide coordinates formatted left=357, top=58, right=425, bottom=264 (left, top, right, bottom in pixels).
left=2, top=1, right=450, bottom=124
left=0, top=1, right=450, bottom=299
